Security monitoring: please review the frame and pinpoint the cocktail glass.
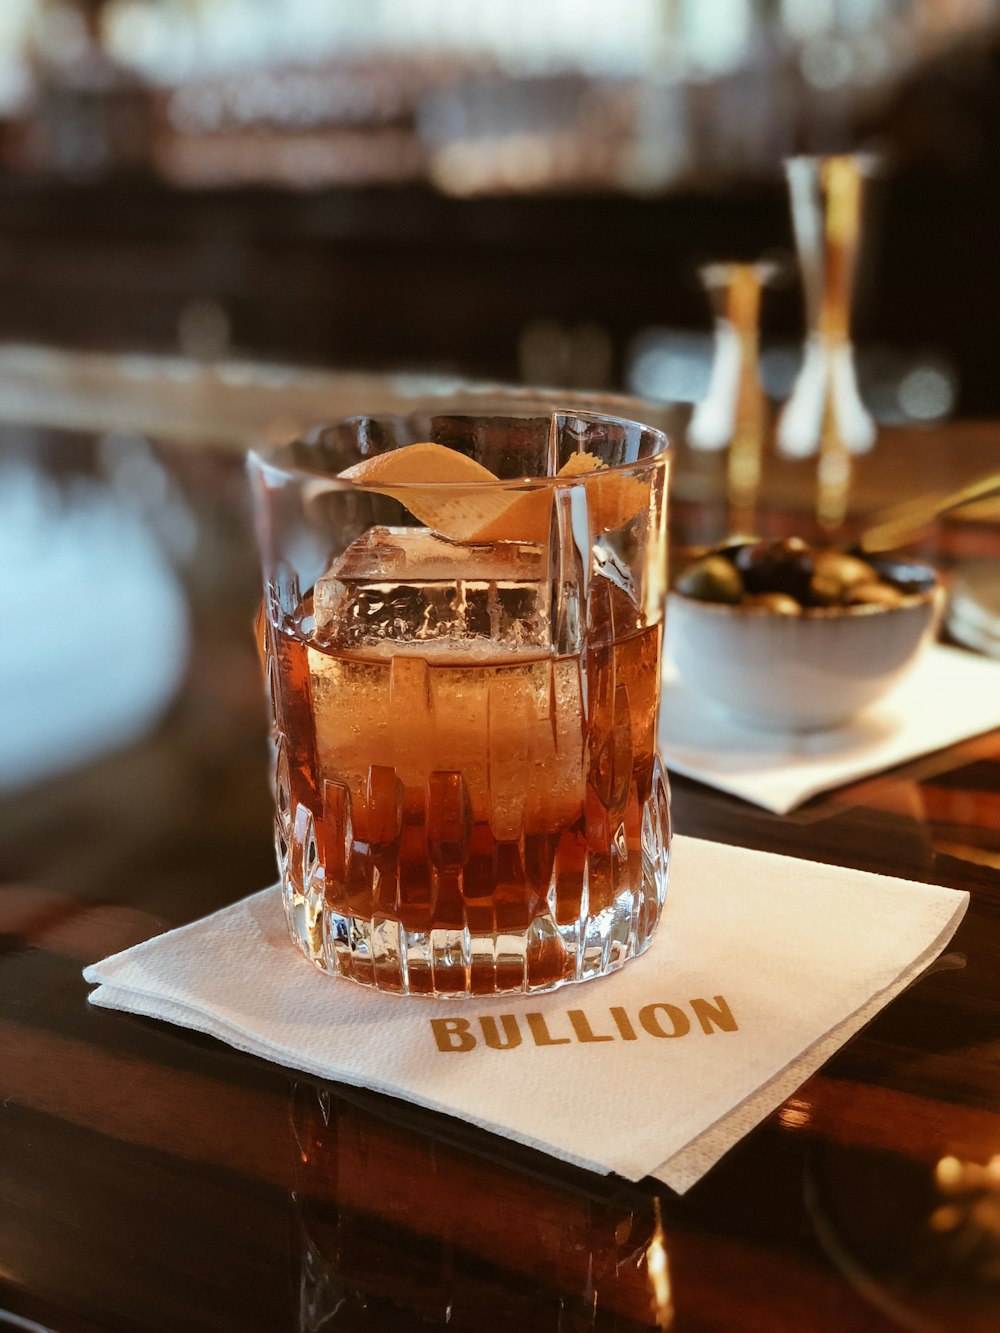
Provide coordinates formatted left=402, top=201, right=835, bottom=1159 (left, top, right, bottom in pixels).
left=248, top=402, right=671, bottom=997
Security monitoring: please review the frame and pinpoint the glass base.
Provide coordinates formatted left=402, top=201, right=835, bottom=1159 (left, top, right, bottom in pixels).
left=285, top=880, right=668, bottom=997
left=278, top=769, right=671, bottom=998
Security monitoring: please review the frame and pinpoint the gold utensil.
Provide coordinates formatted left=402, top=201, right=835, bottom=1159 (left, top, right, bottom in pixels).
left=857, top=471, right=1000, bottom=554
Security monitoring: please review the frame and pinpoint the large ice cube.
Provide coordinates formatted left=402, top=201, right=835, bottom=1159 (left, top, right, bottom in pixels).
left=312, top=526, right=550, bottom=652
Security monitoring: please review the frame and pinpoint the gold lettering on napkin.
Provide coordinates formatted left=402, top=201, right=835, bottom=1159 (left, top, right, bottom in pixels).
left=567, top=1009, right=615, bottom=1043
left=690, top=995, right=738, bottom=1034
left=639, top=1003, right=690, bottom=1039
left=430, top=1017, right=476, bottom=1052
left=526, top=1013, right=572, bottom=1046
left=431, top=997, right=738, bottom=1052
left=610, top=1006, right=639, bottom=1040
left=480, top=1014, right=523, bottom=1050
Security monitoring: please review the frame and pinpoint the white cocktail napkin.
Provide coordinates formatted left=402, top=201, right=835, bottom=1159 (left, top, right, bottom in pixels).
left=661, top=644, right=1000, bottom=815
left=84, top=835, right=967, bottom=1193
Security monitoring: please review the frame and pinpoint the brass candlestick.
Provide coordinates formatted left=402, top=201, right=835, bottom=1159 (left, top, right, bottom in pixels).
left=777, top=154, right=877, bottom=531
left=689, top=261, right=775, bottom=535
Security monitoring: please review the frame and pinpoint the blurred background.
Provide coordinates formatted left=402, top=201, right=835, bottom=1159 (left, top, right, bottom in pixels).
left=0, top=0, right=996, bottom=416
left=3, top=0, right=1000, bottom=803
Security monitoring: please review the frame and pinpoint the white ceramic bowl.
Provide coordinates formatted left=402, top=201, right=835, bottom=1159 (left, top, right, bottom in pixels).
left=667, top=571, right=943, bottom=731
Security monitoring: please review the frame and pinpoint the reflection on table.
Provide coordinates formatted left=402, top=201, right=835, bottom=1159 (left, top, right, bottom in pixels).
left=1, top=359, right=999, bottom=1332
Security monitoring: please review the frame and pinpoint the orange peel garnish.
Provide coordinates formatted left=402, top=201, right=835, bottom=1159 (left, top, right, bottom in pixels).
left=340, top=441, right=648, bottom=543
left=339, top=443, right=517, bottom=542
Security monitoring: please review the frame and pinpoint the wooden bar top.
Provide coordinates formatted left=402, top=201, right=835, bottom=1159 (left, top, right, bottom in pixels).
left=1, top=410, right=999, bottom=1332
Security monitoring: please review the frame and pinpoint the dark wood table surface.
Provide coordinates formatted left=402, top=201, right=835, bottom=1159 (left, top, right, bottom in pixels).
left=2, top=414, right=999, bottom=1332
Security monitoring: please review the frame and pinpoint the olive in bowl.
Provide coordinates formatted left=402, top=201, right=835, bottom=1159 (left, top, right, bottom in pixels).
left=668, top=539, right=943, bottom=730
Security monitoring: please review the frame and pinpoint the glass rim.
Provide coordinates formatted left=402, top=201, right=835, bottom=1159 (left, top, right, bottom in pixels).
left=248, top=405, right=671, bottom=494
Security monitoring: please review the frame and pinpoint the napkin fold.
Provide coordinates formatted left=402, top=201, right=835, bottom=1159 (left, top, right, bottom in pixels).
left=660, top=644, right=1000, bottom=814
left=84, top=836, right=967, bottom=1193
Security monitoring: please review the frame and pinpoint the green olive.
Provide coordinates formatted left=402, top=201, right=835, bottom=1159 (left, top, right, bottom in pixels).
left=809, top=550, right=879, bottom=606
left=675, top=555, right=744, bottom=604
left=848, top=582, right=905, bottom=608
left=815, top=550, right=877, bottom=584
left=744, top=592, right=801, bottom=615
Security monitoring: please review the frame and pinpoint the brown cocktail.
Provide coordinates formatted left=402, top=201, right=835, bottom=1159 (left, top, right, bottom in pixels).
left=250, top=406, right=671, bottom=996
